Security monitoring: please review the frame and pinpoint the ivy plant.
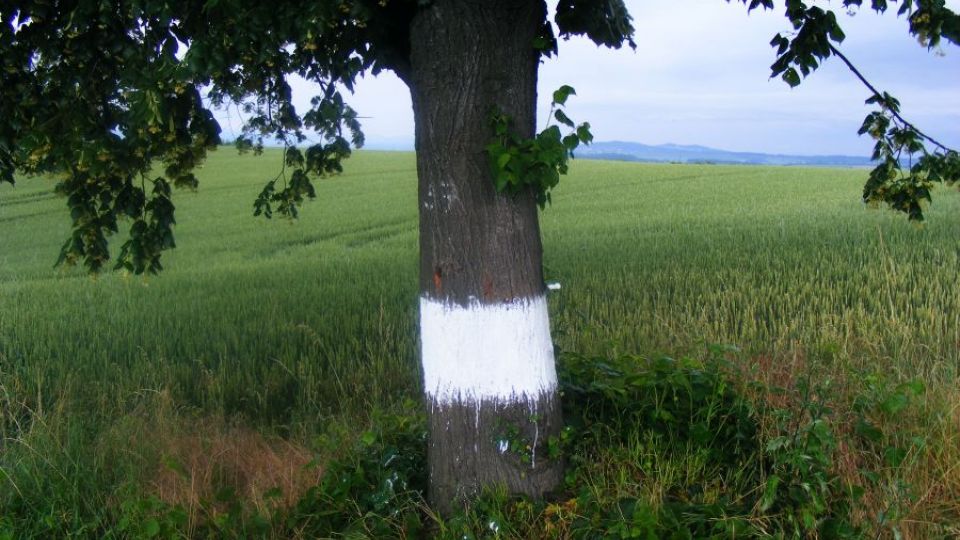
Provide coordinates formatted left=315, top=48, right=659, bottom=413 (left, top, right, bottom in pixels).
left=485, top=85, right=593, bottom=209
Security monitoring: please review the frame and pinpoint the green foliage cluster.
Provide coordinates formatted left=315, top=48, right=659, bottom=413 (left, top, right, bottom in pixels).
left=759, top=377, right=853, bottom=536
left=554, top=351, right=764, bottom=538
left=858, top=93, right=960, bottom=220
left=556, top=350, right=864, bottom=538
left=291, top=400, right=428, bottom=537
left=485, top=86, right=593, bottom=208
left=116, top=496, right=190, bottom=539
left=1, top=1, right=223, bottom=273
left=559, top=349, right=757, bottom=469
left=849, top=373, right=929, bottom=531
left=749, top=0, right=959, bottom=87
left=738, top=0, right=960, bottom=220
left=0, top=0, right=389, bottom=273
left=489, top=353, right=925, bottom=538
left=553, top=0, right=636, bottom=50
left=0, top=0, right=638, bottom=274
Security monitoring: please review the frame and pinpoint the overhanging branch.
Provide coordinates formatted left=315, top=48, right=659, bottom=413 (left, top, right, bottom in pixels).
left=826, top=42, right=957, bottom=154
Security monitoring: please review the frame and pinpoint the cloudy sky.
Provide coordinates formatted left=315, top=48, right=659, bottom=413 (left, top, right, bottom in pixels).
left=220, top=0, right=960, bottom=157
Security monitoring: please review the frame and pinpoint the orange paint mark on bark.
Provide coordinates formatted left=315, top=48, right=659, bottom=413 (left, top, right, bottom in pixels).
left=482, top=273, right=494, bottom=300
left=433, top=267, right=443, bottom=294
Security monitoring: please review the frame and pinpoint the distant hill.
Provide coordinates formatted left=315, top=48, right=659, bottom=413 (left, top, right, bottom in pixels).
left=577, top=141, right=873, bottom=167
left=240, top=138, right=875, bottom=167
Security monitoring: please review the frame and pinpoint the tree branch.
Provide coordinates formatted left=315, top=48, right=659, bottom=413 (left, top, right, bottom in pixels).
left=827, top=42, right=956, bottom=153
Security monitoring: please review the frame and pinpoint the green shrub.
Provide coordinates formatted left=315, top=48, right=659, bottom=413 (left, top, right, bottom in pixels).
left=287, top=399, right=428, bottom=537
left=559, top=348, right=759, bottom=470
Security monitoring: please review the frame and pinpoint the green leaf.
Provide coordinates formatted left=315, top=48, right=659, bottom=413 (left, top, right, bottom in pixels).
left=783, top=67, right=801, bottom=87
left=770, top=33, right=790, bottom=54
left=552, top=85, right=577, bottom=106
left=540, top=125, right=563, bottom=143
left=855, top=418, right=883, bottom=443
left=162, top=456, right=188, bottom=479
left=554, top=109, right=575, bottom=128
left=901, top=380, right=925, bottom=396
left=361, top=431, right=377, bottom=446
left=143, top=519, right=161, bottom=538
left=760, top=475, right=781, bottom=512
left=884, top=445, right=907, bottom=467
left=824, top=10, right=847, bottom=43
left=880, top=393, right=909, bottom=415
left=766, top=435, right=790, bottom=452
left=576, top=123, right=593, bottom=144
left=494, top=172, right=509, bottom=192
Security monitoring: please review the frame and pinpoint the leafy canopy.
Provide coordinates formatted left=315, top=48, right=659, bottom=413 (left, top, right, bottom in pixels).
left=1, top=0, right=956, bottom=273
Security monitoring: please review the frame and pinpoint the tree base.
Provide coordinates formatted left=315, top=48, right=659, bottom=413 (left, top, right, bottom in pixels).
left=426, top=391, right=563, bottom=514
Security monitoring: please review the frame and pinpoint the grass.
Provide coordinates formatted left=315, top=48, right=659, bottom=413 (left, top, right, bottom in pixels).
left=1, top=148, right=958, bottom=537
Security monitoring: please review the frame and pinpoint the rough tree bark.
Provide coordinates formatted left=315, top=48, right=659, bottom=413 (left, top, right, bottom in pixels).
left=407, top=0, right=563, bottom=514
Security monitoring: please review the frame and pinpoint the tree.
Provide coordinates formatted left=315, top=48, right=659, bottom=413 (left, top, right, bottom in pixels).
left=1, top=0, right=957, bottom=514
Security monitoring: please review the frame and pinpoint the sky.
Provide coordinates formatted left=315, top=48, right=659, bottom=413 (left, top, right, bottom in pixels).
left=217, top=0, right=960, bottom=157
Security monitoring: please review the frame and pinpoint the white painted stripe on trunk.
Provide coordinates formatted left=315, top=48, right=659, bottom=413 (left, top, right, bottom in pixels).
left=420, top=295, right=557, bottom=404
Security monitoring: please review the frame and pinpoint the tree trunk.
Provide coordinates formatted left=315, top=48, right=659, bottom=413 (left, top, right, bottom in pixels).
left=407, top=0, right=562, bottom=514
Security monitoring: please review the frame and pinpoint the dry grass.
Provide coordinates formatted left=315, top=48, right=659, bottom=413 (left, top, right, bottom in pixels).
left=895, top=387, right=960, bottom=539
left=743, top=352, right=807, bottom=407
left=149, top=419, right=320, bottom=518
left=101, top=391, right=322, bottom=534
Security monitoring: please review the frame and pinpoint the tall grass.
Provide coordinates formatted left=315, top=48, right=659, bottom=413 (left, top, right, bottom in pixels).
left=543, top=161, right=959, bottom=374
left=1, top=149, right=958, bottom=536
